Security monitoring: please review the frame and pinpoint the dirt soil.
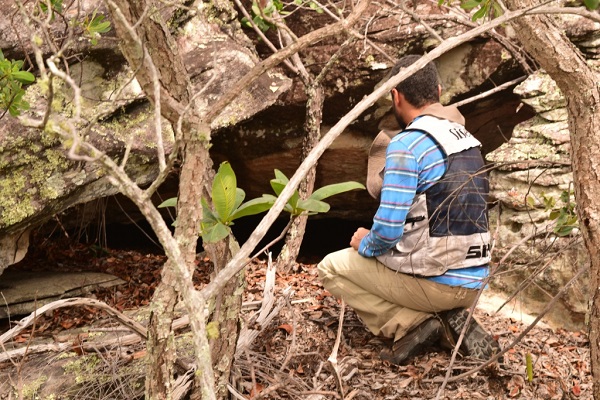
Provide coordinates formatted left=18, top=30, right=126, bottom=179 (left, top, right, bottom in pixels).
left=0, top=240, right=592, bottom=399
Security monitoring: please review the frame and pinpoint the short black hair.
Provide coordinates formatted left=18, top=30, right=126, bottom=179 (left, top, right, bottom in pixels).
left=389, top=55, right=440, bottom=108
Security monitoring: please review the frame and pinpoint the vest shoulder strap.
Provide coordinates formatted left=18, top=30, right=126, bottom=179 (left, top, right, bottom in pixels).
left=406, top=116, right=481, bottom=156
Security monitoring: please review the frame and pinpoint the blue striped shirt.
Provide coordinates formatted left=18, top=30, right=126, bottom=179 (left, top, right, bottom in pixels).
left=358, top=127, right=489, bottom=289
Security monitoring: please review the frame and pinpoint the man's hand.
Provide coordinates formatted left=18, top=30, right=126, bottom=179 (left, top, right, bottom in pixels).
left=350, top=227, right=370, bottom=251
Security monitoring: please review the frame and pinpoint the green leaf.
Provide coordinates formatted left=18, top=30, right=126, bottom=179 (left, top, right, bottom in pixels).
left=201, top=197, right=220, bottom=224
left=270, top=170, right=300, bottom=209
left=11, top=71, right=35, bottom=84
left=273, top=169, right=289, bottom=184
left=309, top=1, right=323, bottom=12
left=212, top=162, right=238, bottom=222
left=230, top=195, right=275, bottom=220
left=492, top=1, right=504, bottom=18
left=549, top=210, right=560, bottom=220
left=461, top=0, right=482, bottom=10
left=472, top=3, right=488, bottom=21
left=555, top=225, right=575, bottom=237
left=555, top=213, right=568, bottom=227
left=241, top=17, right=253, bottom=28
left=584, top=0, right=599, bottom=10
left=251, top=1, right=261, bottom=15
left=310, top=181, right=365, bottom=201
left=253, top=16, right=271, bottom=32
left=560, top=190, right=571, bottom=204
left=158, top=197, right=178, bottom=208
left=89, top=15, right=112, bottom=33
left=234, top=188, right=246, bottom=211
left=526, top=196, right=535, bottom=208
left=202, top=221, right=230, bottom=243
left=296, top=198, right=330, bottom=214
left=270, top=179, right=286, bottom=196
left=567, top=215, right=578, bottom=224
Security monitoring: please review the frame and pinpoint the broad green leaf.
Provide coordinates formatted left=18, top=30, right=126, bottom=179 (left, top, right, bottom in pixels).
left=158, top=197, right=178, bottom=208
left=270, top=170, right=300, bottom=208
left=584, top=0, right=599, bottom=10
left=12, top=71, right=35, bottom=84
left=202, top=221, right=230, bottom=243
left=273, top=169, right=289, bottom=184
left=270, top=179, right=286, bottom=196
left=271, top=180, right=300, bottom=209
left=201, top=197, right=220, bottom=224
left=234, top=188, right=246, bottom=212
left=310, top=181, right=365, bottom=201
left=296, top=198, right=330, bottom=214
left=230, top=195, right=275, bottom=220
left=549, top=210, right=560, bottom=220
left=212, top=162, right=238, bottom=222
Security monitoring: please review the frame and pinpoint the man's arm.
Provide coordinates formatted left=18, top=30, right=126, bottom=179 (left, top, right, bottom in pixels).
left=358, top=138, right=419, bottom=257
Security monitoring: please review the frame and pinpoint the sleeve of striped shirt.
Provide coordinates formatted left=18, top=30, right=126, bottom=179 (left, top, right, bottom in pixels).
left=358, top=138, right=419, bottom=257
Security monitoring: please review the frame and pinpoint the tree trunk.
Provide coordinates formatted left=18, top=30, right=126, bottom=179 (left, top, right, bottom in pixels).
left=109, top=1, right=247, bottom=397
left=503, top=1, right=600, bottom=397
left=195, top=237, right=242, bottom=399
left=277, top=84, right=324, bottom=272
left=108, top=1, right=213, bottom=398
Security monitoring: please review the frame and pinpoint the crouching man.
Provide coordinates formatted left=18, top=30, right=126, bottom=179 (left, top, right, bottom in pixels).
left=318, top=55, right=501, bottom=365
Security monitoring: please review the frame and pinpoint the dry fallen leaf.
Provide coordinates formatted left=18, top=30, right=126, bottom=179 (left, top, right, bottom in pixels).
left=277, top=324, right=293, bottom=334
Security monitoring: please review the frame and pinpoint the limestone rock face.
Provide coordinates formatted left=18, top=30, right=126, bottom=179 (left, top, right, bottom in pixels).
left=486, top=66, right=600, bottom=330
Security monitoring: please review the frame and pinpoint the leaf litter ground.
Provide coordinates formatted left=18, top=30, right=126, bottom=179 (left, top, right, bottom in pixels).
left=0, top=239, right=592, bottom=399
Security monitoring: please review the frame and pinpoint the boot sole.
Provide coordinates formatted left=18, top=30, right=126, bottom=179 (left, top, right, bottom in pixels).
left=445, top=308, right=502, bottom=361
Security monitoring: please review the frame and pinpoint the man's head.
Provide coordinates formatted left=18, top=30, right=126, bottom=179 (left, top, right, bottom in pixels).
left=389, top=55, right=441, bottom=125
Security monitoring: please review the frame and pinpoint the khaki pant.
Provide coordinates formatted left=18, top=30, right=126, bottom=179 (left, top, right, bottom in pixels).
left=318, top=248, right=478, bottom=341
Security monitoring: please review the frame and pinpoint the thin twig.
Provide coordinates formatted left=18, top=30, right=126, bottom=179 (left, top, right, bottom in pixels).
left=327, top=299, right=346, bottom=399
left=450, top=76, right=527, bottom=108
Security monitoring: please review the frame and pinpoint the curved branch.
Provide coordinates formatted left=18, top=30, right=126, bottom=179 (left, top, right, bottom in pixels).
left=0, top=297, right=148, bottom=346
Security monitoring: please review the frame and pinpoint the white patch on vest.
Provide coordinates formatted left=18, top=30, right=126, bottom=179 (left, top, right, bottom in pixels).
left=407, top=116, right=481, bottom=155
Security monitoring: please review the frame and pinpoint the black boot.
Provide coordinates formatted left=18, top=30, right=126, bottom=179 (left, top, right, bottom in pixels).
left=380, top=317, right=442, bottom=365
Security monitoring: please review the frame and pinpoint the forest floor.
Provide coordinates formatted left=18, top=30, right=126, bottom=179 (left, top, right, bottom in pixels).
left=0, top=239, right=592, bottom=399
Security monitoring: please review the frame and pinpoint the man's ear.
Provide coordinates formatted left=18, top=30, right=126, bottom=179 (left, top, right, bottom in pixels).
left=391, top=88, right=402, bottom=107
left=437, top=84, right=442, bottom=98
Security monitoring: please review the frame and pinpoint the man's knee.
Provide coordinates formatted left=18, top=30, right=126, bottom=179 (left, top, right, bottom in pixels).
left=317, top=252, right=334, bottom=280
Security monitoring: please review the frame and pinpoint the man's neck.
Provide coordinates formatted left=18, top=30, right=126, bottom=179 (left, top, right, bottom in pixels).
left=404, top=102, right=438, bottom=125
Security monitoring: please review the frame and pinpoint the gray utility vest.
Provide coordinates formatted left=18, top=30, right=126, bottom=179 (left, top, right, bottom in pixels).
left=377, top=115, right=491, bottom=276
